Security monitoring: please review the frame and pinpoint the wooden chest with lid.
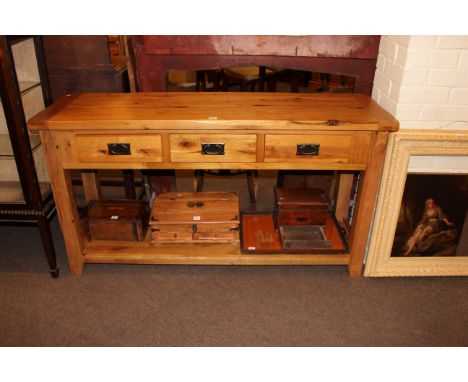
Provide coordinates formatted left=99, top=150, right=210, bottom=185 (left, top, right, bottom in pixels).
left=150, top=192, right=240, bottom=244
left=87, top=200, right=150, bottom=241
left=275, top=187, right=330, bottom=226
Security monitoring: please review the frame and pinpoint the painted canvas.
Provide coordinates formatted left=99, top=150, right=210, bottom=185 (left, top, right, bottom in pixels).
left=391, top=174, right=468, bottom=257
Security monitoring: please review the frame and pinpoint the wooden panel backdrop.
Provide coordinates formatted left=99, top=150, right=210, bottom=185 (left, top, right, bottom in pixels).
left=127, top=35, right=380, bottom=95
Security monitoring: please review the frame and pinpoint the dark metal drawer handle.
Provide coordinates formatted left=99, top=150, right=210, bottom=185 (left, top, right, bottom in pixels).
left=296, top=144, right=320, bottom=156
left=201, top=143, right=225, bottom=155
left=108, top=143, right=131, bottom=155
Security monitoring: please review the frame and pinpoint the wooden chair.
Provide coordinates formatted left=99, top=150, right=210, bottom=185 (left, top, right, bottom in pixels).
left=265, top=69, right=313, bottom=93
left=166, top=69, right=197, bottom=91
left=221, top=66, right=278, bottom=92
left=221, top=66, right=259, bottom=91
left=194, top=169, right=258, bottom=209
left=196, top=69, right=222, bottom=91
left=166, top=68, right=222, bottom=91
left=325, top=73, right=355, bottom=93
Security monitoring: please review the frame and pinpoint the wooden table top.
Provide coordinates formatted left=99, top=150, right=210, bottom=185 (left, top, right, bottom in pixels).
left=28, top=92, right=399, bottom=132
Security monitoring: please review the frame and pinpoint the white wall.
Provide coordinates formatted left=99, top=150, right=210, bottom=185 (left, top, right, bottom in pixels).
left=372, top=35, right=468, bottom=171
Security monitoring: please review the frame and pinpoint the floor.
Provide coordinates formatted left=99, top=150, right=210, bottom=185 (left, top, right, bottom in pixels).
left=1, top=214, right=467, bottom=346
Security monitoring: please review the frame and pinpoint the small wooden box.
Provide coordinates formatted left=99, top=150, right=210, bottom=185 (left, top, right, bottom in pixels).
left=275, top=187, right=329, bottom=226
left=150, top=192, right=240, bottom=244
left=87, top=200, right=150, bottom=241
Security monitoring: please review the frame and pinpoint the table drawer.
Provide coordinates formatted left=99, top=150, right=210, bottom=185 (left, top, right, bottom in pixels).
left=76, top=134, right=163, bottom=163
left=170, top=134, right=257, bottom=162
left=264, top=133, right=370, bottom=164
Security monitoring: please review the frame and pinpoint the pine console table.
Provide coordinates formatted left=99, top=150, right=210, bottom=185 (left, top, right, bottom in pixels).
left=28, top=92, right=399, bottom=277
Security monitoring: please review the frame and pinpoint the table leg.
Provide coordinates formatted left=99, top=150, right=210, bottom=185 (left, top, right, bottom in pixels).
left=40, top=131, right=85, bottom=275
left=348, top=131, right=389, bottom=277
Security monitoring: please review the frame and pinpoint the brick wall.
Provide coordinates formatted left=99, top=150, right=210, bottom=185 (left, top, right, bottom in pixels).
left=372, top=35, right=468, bottom=172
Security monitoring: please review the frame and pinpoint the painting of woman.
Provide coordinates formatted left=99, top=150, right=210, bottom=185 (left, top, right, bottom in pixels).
left=402, top=197, right=456, bottom=256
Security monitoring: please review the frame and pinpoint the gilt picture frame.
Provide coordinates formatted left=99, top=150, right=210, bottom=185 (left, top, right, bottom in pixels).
left=364, top=130, right=468, bottom=277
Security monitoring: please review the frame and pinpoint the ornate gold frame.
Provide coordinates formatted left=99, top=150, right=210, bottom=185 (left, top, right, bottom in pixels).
left=365, top=130, right=468, bottom=277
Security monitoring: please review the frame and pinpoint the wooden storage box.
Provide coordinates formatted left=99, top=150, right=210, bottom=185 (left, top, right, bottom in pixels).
left=87, top=200, right=150, bottom=241
left=275, top=187, right=329, bottom=226
left=150, top=192, right=240, bottom=244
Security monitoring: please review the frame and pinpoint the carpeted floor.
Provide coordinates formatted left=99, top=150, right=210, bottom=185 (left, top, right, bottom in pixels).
left=1, top=215, right=467, bottom=347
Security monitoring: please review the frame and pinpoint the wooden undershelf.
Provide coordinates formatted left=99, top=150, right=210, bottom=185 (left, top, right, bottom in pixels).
left=85, top=239, right=350, bottom=266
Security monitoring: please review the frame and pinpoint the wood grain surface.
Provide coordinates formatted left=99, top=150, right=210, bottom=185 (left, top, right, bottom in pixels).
left=150, top=192, right=239, bottom=224
left=28, top=93, right=399, bottom=132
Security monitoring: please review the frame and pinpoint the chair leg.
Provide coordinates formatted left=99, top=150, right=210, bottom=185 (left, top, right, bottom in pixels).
left=193, top=170, right=204, bottom=192
left=36, top=216, right=59, bottom=278
left=240, top=80, right=247, bottom=92
left=277, top=170, right=286, bottom=188
left=258, top=66, right=266, bottom=92
left=213, top=71, right=221, bottom=91
left=246, top=170, right=258, bottom=209
left=320, top=73, right=330, bottom=92
left=123, top=170, right=136, bottom=199
left=196, top=70, right=204, bottom=91
left=267, top=79, right=277, bottom=92
left=291, top=71, right=300, bottom=93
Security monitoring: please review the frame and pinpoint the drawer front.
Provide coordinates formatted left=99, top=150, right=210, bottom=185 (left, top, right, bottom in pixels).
left=89, top=220, right=142, bottom=241
left=76, top=134, right=163, bottom=163
left=195, top=223, right=239, bottom=243
left=277, top=210, right=328, bottom=226
left=151, top=223, right=239, bottom=243
left=151, top=225, right=193, bottom=243
left=264, top=134, right=370, bottom=164
left=170, top=134, right=257, bottom=163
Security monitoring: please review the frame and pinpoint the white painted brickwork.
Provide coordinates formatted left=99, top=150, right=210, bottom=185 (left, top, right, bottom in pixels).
left=372, top=35, right=468, bottom=172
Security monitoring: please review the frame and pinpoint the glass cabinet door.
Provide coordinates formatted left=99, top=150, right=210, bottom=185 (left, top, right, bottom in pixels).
left=0, top=37, right=50, bottom=205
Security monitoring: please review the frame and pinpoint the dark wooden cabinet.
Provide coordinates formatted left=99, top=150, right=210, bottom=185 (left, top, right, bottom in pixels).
left=42, top=35, right=129, bottom=101
left=0, top=35, right=58, bottom=278
left=42, top=36, right=135, bottom=201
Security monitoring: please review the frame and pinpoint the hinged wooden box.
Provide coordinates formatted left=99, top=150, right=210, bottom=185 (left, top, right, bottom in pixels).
left=87, top=200, right=150, bottom=241
left=150, top=192, right=240, bottom=244
left=275, top=187, right=330, bottom=226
